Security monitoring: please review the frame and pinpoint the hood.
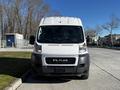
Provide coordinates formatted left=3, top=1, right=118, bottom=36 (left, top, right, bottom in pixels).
left=41, top=44, right=79, bottom=55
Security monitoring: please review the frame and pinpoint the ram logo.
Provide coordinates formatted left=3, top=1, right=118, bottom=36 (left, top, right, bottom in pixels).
left=53, top=59, right=68, bottom=62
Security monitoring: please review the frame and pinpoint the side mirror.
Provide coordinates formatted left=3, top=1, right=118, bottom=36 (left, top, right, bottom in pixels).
left=29, top=35, right=35, bottom=45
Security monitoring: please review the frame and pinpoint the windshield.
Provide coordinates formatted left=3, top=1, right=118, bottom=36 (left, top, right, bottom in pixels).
left=37, top=26, right=84, bottom=43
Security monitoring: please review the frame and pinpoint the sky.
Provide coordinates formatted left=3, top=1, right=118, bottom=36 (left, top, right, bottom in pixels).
left=44, top=0, right=120, bottom=36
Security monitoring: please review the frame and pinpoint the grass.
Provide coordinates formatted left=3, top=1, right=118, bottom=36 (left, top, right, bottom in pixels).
left=0, top=52, right=31, bottom=90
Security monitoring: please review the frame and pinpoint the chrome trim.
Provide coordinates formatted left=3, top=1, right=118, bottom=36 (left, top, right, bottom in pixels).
left=42, top=54, right=78, bottom=66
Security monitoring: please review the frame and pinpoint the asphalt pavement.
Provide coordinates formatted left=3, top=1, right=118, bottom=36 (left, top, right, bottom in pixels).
left=17, top=48, right=120, bottom=90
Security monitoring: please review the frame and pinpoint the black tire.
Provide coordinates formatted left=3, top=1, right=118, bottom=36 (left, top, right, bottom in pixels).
left=81, top=74, right=89, bottom=80
left=77, top=70, right=89, bottom=80
left=31, top=68, right=44, bottom=80
left=31, top=67, right=38, bottom=76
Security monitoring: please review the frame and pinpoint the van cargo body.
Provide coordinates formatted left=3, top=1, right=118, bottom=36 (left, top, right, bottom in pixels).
left=30, top=17, right=90, bottom=79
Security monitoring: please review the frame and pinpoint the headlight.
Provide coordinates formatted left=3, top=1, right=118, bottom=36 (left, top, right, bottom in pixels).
left=34, top=43, right=42, bottom=53
left=79, top=43, right=87, bottom=53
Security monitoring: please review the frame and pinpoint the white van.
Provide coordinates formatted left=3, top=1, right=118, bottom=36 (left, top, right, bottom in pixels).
left=30, top=17, right=90, bottom=79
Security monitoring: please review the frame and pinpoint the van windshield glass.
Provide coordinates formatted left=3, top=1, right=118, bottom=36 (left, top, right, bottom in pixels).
left=37, top=26, right=84, bottom=43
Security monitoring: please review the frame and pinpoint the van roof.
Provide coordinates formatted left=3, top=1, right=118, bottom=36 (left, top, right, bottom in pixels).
left=39, top=17, right=83, bottom=26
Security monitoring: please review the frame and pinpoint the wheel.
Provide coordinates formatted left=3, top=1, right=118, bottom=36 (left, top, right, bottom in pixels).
left=31, top=67, right=44, bottom=79
left=77, top=70, right=89, bottom=80
left=81, top=74, right=89, bottom=79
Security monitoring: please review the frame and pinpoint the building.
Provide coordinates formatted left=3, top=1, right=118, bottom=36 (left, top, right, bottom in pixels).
left=86, top=35, right=99, bottom=45
left=99, top=34, right=120, bottom=46
left=5, top=33, right=24, bottom=48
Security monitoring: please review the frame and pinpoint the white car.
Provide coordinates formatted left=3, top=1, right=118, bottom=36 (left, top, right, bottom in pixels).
left=30, top=16, right=90, bottom=79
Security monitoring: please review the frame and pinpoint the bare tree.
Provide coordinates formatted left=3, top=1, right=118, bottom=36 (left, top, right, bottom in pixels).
left=102, top=15, right=120, bottom=46
left=14, top=0, right=23, bottom=33
left=0, top=0, right=61, bottom=41
left=94, top=25, right=102, bottom=36
left=85, top=28, right=96, bottom=45
left=94, top=25, right=103, bottom=46
left=85, top=28, right=96, bottom=37
left=23, top=0, right=52, bottom=39
left=0, top=4, right=2, bottom=47
left=3, top=0, right=16, bottom=33
left=85, top=25, right=103, bottom=46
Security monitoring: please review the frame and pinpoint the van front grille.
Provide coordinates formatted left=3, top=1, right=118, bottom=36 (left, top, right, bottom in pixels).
left=45, top=57, right=76, bottom=64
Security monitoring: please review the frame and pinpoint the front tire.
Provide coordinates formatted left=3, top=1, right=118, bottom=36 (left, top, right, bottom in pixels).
left=78, top=70, right=89, bottom=80
left=81, top=74, right=89, bottom=79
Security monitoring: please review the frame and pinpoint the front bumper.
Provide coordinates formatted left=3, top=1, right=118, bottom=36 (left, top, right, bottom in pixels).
left=31, top=53, right=90, bottom=76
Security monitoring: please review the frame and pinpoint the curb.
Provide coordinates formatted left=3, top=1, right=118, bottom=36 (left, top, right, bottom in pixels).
left=4, top=79, right=22, bottom=90
left=4, top=70, right=31, bottom=90
left=21, top=70, right=31, bottom=82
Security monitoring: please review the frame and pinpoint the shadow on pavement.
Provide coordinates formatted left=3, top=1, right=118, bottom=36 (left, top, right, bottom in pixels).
left=22, top=71, right=84, bottom=84
left=0, top=57, right=86, bottom=84
left=25, top=76, right=71, bottom=83
left=0, top=57, right=30, bottom=78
